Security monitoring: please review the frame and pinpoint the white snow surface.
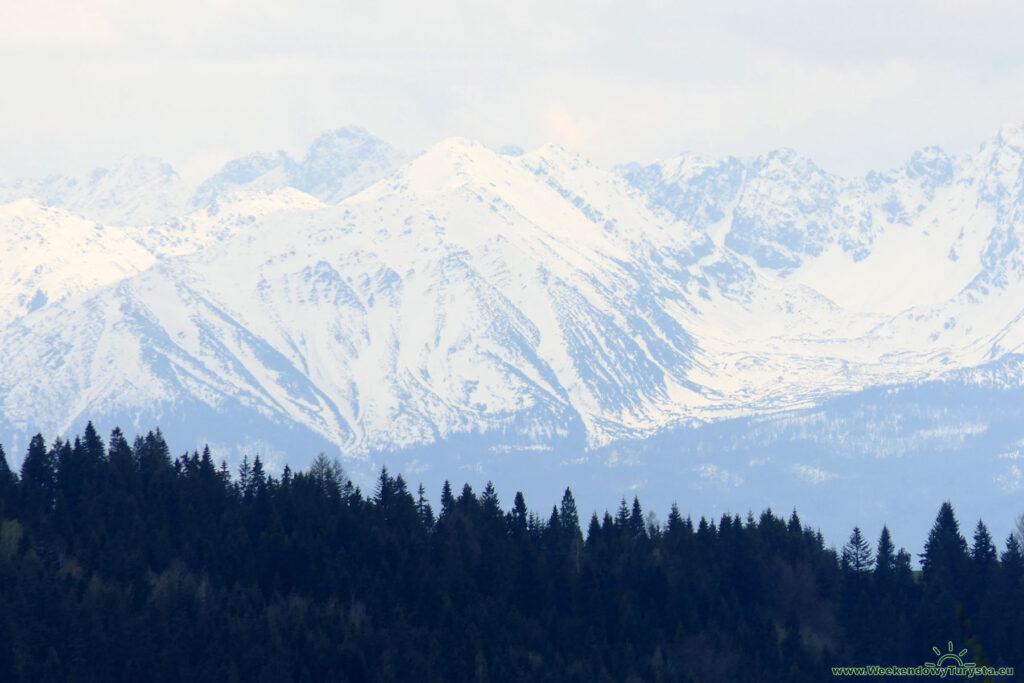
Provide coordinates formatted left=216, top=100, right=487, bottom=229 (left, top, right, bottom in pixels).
left=4, top=126, right=1024, bottom=456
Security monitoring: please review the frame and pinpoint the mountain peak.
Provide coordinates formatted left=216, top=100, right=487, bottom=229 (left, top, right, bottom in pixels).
left=302, top=126, right=391, bottom=163
left=193, top=126, right=403, bottom=207
left=995, top=121, right=1024, bottom=148
left=904, top=145, right=953, bottom=187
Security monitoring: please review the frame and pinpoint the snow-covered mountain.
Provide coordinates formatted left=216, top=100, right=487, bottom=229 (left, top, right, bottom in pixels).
left=2, top=124, right=1024, bottom=544
left=191, top=127, right=404, bottom=208
left=0, top=155, right=190, bottom=227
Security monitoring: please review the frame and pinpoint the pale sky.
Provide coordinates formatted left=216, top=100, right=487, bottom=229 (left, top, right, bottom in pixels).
left=3, top=0, right=1024, bottom=184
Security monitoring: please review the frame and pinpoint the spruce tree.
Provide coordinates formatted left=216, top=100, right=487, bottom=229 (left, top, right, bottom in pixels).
left=586, top=512, right=602, bottom=544
left=374, top=466, right=392, bottom=508
left=876, top=526, right=895, bottom=576
left=1001, top=534, right=1023, bottom=584
left=508, top=491, right=528, bottom=537
left=308, top=452, right=343, bottom=499
left=0, top=443, right=14, bottom=517
left=439, top=480, right=455, bottom=520
left=615, top=498, right=630, bottom=528
left=0, top=443, right=14, bottom=489
left=238, top=455, right=252, bottom=498
left=629, top=496, right=646, bottom=540
left=787, top=508, right=802, bottom=534
left=82, top=421, right=105, bottom=463
left=480, top=481, right=502, bottom=521
left=666, top=503, right=684, bottom=536
left=560, top=487, right=581, bottom=540
left=20, top=433, right=55, bottom=516
left=249, top=456, right=266, bottom=498
left=416, top=484, right=435, bottom=529
left=546, top=506, right=562, bottom=537
left=971, top=520, right=997, bottom=569
left=842, top=527, right=873, bottom=573
left=921, top=501, right=968, bottom=583
left=457, top=483, right=477, bottom=511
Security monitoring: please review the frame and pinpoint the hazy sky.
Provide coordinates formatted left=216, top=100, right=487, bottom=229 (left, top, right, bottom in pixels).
left=3, top=0, right=1024, bottom=184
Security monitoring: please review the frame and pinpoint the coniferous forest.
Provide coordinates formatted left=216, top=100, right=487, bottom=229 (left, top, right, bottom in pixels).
left=0, top=424, right=1021, bottom=682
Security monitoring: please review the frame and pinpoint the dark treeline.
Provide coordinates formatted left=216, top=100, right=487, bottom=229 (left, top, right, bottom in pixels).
left=0, top=424, right=1021, bottom=682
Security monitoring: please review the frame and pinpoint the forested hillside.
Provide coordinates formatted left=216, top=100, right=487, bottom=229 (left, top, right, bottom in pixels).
left=0, top=424, right=1020, bottom=682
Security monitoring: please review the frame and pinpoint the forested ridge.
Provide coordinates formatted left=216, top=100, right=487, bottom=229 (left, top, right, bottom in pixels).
left=0, top=423, right=1021, bottom=682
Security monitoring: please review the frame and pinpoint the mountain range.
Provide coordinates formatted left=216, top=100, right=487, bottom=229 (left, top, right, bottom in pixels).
left=3, top=123, right=1024, bottom=547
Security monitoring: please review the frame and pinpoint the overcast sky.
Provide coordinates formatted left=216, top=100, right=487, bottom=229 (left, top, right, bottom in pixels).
left=3, top=0, right=1024, bottom=184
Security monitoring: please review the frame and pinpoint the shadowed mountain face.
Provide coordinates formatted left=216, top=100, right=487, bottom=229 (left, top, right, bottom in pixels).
left=2, top=125, right=1024, bottom=546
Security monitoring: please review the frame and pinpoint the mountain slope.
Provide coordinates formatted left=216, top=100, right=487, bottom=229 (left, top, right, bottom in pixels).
left=3, top=126, right=1024, bottom=476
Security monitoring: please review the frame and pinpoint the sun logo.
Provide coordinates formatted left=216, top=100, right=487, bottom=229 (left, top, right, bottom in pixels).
left=925, top=641, right=976, bottom=668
